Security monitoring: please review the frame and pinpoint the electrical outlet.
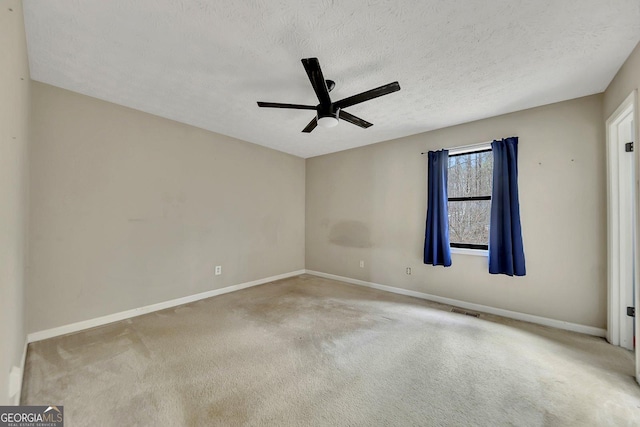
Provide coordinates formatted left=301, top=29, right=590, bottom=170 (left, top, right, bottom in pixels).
left=215, top=266, right=222, bottom=276
left=359, top=260, right=365, bottom=268
left=406, top=267, right=411, bottom=275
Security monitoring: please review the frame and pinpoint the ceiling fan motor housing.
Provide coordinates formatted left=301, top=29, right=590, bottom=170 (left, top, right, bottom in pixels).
left=317, top=106, right=340, bottom=128
left=317, top=105, right=339, bottom=120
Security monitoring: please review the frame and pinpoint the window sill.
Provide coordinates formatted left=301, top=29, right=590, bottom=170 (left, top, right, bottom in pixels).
left=450, top=247, right=488, bottom=257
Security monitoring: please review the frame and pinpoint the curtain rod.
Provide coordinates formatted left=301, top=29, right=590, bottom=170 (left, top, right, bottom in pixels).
left=420, top=139, right=500, bottom=155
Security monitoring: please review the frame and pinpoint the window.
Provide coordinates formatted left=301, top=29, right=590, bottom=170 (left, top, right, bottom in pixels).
left=447, top=148, right=493, bottom=250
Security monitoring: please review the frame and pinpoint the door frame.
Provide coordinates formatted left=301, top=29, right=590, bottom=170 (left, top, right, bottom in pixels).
left=606, top=90, right=637, bottom=353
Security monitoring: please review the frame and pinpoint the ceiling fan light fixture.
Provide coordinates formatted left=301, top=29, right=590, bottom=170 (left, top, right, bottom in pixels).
left=318, top=116, right=339, bottom=128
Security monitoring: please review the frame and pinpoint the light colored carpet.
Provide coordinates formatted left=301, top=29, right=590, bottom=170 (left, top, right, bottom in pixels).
left=22, top=274, right=640, bottom=426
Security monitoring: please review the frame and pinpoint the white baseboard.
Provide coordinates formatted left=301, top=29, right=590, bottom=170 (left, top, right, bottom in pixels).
left=16, top=339, right=27, bottom=405
left=28, top=270, right=305, bottom=343
left=27, top=268, right=605, bottom=343
left=7, top=340, right=28, bottom=405
left=305, top=270, right=606, bottom=337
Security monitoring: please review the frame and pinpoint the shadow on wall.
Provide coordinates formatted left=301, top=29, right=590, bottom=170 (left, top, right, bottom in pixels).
left=329, top=221, right=372, bottom=248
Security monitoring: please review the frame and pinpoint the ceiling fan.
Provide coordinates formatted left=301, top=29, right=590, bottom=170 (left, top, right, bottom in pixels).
left=257, top=58, right=400, bottom=133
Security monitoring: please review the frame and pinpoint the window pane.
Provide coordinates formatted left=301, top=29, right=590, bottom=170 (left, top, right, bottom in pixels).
left=448, top=200, right=491, bottom=245
left=448, top=151, right=493, bottom=198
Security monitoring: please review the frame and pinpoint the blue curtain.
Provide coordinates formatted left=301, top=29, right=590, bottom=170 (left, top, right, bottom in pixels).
left=424, top=150, right=451, bottom=267
left=489, top=137, right=526, bottom=276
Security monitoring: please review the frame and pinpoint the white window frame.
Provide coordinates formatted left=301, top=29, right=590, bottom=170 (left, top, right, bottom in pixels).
left=447, top=142, right=493, bottom=256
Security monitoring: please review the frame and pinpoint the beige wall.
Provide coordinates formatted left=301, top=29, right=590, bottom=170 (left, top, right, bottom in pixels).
left=28, top=82, right=305, bottom=333
left=604, top=42, right=640, bottom=119
left=0, top=0, right=30, bottom=405
left=306, top=95, right=606, bottom=328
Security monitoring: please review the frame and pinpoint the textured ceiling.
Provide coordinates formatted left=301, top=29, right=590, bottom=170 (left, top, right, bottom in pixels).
left=23, top=0, right=640, bottom=158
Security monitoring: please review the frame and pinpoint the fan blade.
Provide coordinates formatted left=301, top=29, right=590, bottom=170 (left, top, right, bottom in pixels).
left=302, top=117, right=317, bottom=133
left=301, top=58, right=332, bottom=106
left=339, top=111, right=373, bottom=129
left=334, top=82, right=400, bottom=109
left=257, top=102, right=316, bottom=110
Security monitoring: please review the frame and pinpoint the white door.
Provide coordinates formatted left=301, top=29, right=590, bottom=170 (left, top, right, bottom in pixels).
left=617, top=110, right=635, bottom=351
left=606, top=92, right=637, bottom=356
